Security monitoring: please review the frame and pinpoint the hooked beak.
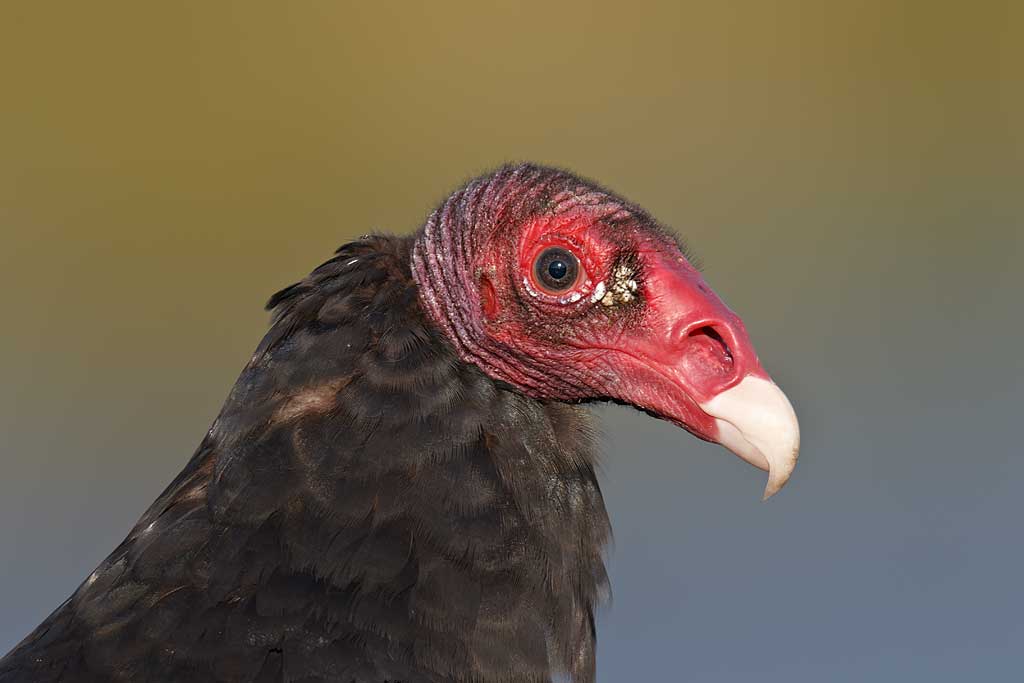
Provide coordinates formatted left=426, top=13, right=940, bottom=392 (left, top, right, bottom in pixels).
left=605, top=246, right=801, bottom=499
left=701, top=376, right=800, bottom=500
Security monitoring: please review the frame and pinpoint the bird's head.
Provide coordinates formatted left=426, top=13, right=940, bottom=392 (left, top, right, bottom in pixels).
left=412, top=164, right=799, bottom=498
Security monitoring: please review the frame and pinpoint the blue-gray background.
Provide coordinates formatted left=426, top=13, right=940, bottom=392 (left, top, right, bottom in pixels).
left=1, top=3, right=1021, bottom=680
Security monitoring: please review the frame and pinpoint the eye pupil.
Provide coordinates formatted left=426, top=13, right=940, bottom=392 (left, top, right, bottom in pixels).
left=533, top=247, right=580, bottom=293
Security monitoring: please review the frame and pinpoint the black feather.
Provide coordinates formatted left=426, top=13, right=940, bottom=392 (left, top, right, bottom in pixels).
left=0, top=235, right=610, bottom=683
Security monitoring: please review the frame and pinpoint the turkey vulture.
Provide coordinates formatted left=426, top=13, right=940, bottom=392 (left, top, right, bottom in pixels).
left=0, top=164, right=799, bottom=682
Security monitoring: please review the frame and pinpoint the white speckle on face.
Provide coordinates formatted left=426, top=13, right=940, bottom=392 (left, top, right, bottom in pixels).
left=522, top=276, right=541, bottom=298
left=598, top=263, right=641, bottom=307
left=565, top=291, right=583, bottom=303
left=590, top=281, right=607, bottom=304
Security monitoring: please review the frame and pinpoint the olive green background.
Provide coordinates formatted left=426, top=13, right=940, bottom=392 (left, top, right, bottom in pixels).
left=1, top=2, right=1021, bottom=680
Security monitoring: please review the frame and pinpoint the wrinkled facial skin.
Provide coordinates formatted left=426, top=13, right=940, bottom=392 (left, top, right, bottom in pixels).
left=412, top=166, right=799, bottom=498
left=474, top=205, right=750, bottom=440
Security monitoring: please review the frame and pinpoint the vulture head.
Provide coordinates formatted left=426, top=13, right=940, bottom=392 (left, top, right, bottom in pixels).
left=413, top=165, right=799, bottom=498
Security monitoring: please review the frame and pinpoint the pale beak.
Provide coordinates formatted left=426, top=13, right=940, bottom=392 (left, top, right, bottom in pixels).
left=701, top=375, right=801, bottom=500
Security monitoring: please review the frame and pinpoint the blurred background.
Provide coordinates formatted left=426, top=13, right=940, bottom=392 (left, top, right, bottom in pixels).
left=1, top=2, right=1021, bottom=680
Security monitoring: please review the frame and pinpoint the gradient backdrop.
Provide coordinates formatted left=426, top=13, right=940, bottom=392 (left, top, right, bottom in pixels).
left=2, top=3, right=1021, bottom=681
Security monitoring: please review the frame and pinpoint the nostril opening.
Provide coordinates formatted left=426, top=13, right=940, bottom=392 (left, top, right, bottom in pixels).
left=678, top=323, right=739, bottom=393
left=688, top=325, right=733, bottom=363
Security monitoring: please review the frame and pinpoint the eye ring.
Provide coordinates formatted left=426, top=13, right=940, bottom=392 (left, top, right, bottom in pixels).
left=533, top=247, right=580, bottom=293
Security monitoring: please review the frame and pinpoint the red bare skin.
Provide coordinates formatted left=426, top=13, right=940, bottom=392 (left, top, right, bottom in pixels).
left=471, top=207, right=769, bottom=443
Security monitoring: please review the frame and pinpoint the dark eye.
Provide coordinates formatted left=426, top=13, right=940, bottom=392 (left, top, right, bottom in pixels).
left=533, top=247, right=580, bottom=292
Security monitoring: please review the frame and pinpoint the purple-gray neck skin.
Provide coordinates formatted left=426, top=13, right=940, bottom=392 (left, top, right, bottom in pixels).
left=412, top=165, right=552, bottom=394
left=411, top=163, right=631, bottom=400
